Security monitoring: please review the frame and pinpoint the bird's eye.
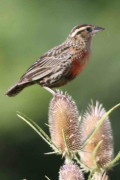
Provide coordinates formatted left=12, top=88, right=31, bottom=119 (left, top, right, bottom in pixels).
left=86, top=27, right=92, bottom=32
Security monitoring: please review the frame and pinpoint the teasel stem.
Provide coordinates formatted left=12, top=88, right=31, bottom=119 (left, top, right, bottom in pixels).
left=91, top=171, right=109, bottom=180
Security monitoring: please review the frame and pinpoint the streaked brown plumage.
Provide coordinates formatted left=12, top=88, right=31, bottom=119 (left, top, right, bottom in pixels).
left=5, top=24, right=104, bottom=96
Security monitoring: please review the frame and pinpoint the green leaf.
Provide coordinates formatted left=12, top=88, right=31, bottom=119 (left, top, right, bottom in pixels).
left=45, top=176, right=51, bottom=180
left=105, top=151, right=120, bottom=170
left=17, top=111, right=57, bottom=150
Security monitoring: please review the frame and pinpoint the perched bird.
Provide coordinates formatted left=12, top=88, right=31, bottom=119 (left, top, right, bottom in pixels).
left=5, top=24, right=104, bottom=97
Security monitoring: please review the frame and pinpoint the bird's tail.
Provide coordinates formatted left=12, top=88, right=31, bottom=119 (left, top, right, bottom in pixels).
left=5, top=82, right=27, bottom=97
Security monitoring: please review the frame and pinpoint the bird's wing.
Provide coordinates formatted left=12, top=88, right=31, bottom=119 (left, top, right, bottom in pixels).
left=18, top=49, right=71, bottom=85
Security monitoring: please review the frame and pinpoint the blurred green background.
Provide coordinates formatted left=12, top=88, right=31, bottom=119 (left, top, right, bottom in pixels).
left=0, top=0, right=120, bottom=179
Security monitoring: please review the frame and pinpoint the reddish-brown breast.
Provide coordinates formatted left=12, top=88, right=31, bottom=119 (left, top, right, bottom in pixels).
left=69, top=50, right=90, bottom=79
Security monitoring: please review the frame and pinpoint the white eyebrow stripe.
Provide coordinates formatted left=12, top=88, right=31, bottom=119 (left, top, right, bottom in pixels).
left=71, top=26, right=89, bottom=37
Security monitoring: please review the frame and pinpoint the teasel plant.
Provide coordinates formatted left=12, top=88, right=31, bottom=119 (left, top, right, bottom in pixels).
left=17, top=90, right=120, bottom=180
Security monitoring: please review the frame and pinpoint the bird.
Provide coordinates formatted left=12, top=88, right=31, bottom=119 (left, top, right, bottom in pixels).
left=5, top=24, right=104, bottom=97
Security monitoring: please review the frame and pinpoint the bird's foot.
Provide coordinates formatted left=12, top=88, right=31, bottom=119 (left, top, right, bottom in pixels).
left=43, top=87, right=56, bottom=95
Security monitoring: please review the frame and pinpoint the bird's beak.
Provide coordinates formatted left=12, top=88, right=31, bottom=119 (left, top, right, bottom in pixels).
left=92, top=26, right=105, bottom=34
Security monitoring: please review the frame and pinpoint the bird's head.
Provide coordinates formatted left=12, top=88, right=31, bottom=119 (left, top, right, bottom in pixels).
left=69, top=24, right=104, bottom=41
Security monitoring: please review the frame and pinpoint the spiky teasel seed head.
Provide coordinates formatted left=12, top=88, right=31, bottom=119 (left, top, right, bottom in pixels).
left=49, top=91, right=81, bottom=155
left=79, top=101, right=113, bottom=170
left=59, top=162, right=84, bottom=180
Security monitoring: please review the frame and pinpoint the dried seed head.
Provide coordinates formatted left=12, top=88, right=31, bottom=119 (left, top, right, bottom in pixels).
left=91, top=172, right=109, bottom=180
left=59, top=163, right=84, bottom=180
left=49, top=91, right=81, bottom=153
left=80, top=101, right=113, bottom=169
